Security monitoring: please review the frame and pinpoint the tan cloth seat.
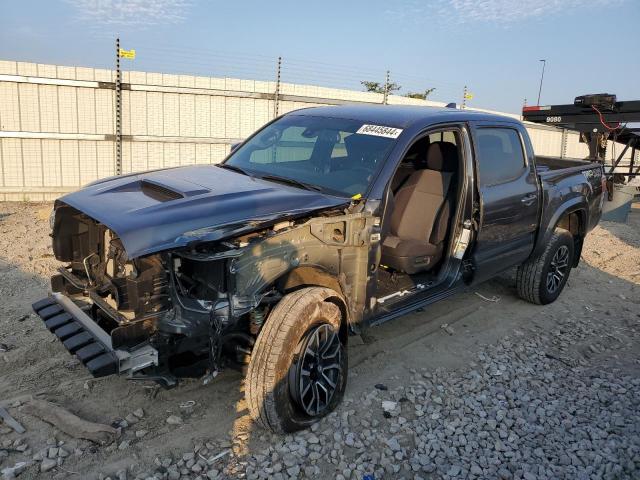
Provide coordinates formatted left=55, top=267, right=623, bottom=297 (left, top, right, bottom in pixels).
left=381, top=142, right=458, bottom=274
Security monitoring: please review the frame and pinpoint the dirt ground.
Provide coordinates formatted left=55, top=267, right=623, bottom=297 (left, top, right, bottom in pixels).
left=0, top=201, right=639, bottom=479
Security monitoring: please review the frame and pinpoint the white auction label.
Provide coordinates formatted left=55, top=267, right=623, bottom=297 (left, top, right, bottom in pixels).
left=356, top=124, right=403, bottom=139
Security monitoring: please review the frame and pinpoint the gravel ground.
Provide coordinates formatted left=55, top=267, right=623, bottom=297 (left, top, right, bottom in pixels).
left=0, top=202, right=639, bottom=480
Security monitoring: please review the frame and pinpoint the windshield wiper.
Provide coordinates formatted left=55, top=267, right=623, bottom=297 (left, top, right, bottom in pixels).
left=217, top=163, right=253, bottom=178
left=258, top=174, right=324, bottom=192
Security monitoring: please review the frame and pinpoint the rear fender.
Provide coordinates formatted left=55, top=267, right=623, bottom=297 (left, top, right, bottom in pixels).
left=532, top=197, right=587, bottom=260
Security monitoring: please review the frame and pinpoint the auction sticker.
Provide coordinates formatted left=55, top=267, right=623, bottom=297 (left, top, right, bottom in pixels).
left=356, top=124, right=403, bottom=139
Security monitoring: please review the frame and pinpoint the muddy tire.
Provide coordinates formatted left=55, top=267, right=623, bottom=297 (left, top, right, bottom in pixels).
left=516, top=228, right=575, bottom=305
left=245, top=287, right=347, bottom=433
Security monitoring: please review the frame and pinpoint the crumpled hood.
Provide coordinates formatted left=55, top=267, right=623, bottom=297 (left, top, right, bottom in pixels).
left=59, top=165, right=347, bottom=258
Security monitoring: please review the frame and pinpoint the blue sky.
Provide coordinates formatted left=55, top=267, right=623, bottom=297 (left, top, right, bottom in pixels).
left=1, top=0, right=638, bottom=113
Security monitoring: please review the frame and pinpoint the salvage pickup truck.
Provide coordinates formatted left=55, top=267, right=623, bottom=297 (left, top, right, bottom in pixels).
left=33, top=105, right=604, bottom=432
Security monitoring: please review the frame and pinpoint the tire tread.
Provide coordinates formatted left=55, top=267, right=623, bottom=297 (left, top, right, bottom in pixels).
left=516, top=228, right=573, bottom=305
left=245, top=287, right=338, bottom=433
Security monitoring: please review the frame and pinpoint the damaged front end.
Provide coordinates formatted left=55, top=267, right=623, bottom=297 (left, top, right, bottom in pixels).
left=34, top=199, right=372, bottom=387
left=34, top=203, right=241, bottom=386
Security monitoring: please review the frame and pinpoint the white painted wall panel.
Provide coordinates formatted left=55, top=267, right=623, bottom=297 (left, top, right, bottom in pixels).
left=195, top=95, right=211, bottom=137
left=225, top=97, right=240, bottom=139
left=18, top=83, right=40, bottom=132
left=146, top=91, right=163, bottom=136
left=39, top=85, right=59, bottom=132
left=179, top=95, right=195, bottom=137
left=0, top=82, right=21, bottom=130
left=526, top=127, right=561, bottom=157
left=164, top=143, right=180, bottom=167
left=97, top=142, right=114, bottom=179
left=195, top=144, right=211, bottom=164
left=77, top=88, right=96, bottom=134
left=60, top=141, right=80, bottom=187
left=0, top=60, right=17, bottom=75
left=129, top=90, right=147, bottom=135
left=1, top=139, right=24, bottom=186
left=95, top=89, right=114, bottom=134
left=147, top=142, right=164, bottom=170
left=17, top=62, right=38, bottom=76
left=565, top=132, right=590, bottom=159
left=41, top=139, right=62, bottom=186
left=22, top=138, right=43, bottom=186
left=211, top=96, right=226, bottom=138
left=163, top=93, right=180, bottom=137
left=78, top=141, right=98, bottom=185
left=212, top=144, right=229, bottom=163
left=130, top=142, right=148, bottom=172
left=2, top=60, right=619, bottom=199
left=239, top=98, right=254, bottom=138
left=57, top=86, right=78, bottom=134
left=179, top=143, right=196, bottom=165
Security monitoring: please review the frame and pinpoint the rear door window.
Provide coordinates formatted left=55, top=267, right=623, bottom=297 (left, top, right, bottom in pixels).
left=475, top=128, right=526, bottom=186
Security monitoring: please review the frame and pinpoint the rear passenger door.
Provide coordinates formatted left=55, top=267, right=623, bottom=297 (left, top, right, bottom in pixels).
left=469, top=122, right=540, bottom=282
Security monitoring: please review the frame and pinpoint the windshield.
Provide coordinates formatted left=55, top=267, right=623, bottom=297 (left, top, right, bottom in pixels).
left=222, top=115, right=398, bottom=197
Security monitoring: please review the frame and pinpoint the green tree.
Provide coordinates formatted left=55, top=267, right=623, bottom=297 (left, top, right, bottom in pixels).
left=405, top=88, right=436, bottom=100
left=361, top=80, right=401, bottom=94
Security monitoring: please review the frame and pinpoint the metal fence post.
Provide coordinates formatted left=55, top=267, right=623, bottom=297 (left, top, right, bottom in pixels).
left=561, top=128, right=568, bottom=158
left=115, top=37, right=122, bottom=175
left=273, top=56, right=282, bottom=118
left=383, top=70, right=390, bottom=105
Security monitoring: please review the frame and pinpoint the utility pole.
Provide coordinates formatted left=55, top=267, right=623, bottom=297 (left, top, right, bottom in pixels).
left=536, top=59, right=546, bottom=106
left=462, top=85, right=468, bottom=109
left=273, top=56, right=282, bottom=118
left=115, top=37, right=122, bottom=175
left=383, top=70, right=390, bottom=105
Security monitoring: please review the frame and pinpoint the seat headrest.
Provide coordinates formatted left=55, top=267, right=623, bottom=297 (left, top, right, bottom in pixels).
left=425, top=142, right=458, bottom=172
left=406, top=169, right=453, bottom=196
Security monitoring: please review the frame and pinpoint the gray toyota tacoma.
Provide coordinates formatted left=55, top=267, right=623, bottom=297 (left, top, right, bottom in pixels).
left=33, top=105, right=604, bottom=432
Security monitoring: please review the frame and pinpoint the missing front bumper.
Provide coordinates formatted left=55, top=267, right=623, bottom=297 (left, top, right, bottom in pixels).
left=32, top=293, right=158, bottom=378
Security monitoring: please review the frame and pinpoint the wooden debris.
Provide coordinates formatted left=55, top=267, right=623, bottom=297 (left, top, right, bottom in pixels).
left=21, top=399, right=118, bottom=445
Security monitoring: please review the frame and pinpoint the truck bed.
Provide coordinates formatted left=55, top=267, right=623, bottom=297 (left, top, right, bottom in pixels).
left=534, top=155, right=605, bottom=244
left=535, top=156, right=594, bottom=175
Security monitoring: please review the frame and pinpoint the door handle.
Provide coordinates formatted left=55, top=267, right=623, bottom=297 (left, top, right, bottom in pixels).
left=521, top=194, right=537, bottom=205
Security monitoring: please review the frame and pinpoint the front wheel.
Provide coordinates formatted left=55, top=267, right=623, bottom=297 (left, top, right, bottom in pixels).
left=516, top=228, right=575, bottom=305
left=245, top=287, right=347, bottom=433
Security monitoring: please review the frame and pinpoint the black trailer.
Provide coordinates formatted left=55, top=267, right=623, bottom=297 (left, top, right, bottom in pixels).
left=522, top=94, right=640, bottom=197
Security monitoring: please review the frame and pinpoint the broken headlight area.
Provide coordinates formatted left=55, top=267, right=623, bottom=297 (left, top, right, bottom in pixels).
left=44, top=204, right=289, bottom=386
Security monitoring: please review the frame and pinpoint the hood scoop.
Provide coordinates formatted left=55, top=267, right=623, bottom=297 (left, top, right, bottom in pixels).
left=140, top=180, right=184, bottom=202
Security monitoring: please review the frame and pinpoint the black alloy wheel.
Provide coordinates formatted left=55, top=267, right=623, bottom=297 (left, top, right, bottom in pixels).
left=289, top=323, right=343, bottom=417
left=546, top=245, right=570, bottom=294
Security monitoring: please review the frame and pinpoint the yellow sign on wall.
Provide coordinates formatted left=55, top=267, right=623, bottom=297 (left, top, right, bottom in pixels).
left=119, top=48, right=136, bottom=59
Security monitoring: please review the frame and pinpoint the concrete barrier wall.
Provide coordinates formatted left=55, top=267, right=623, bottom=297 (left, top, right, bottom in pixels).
left=0, top=60, right=636, bottom=201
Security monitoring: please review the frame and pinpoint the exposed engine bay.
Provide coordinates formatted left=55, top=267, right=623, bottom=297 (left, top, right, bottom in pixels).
left=47, top=201, right=370, bottom=386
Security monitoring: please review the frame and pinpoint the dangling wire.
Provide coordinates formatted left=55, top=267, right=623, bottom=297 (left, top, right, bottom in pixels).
left=591, top=105, right=622, bottom=131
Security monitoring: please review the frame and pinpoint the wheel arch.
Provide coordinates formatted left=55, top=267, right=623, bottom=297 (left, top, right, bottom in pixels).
left=533, top=198, right=587, bottom=266
left=274, top=266, right=350, bottom=345
left=555, top=208, right=586, bottom=267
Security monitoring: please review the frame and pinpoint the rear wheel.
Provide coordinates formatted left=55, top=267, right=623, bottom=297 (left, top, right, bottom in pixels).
left=245, top=287, right=347, bottom=433
left=516, top=228, right=575, bottom=305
